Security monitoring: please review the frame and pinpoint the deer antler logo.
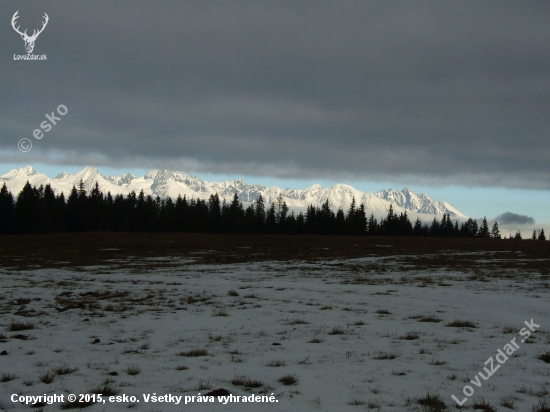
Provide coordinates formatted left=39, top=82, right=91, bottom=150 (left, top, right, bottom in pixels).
left=11, top=11, right=49, bottom=54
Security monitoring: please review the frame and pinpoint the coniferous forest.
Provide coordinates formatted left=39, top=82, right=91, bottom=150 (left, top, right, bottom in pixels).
left=0, top=181, right=547, bottom=240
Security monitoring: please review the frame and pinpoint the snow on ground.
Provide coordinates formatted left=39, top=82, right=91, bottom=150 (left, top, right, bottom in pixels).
left=0, top=256, right=549, bottom=411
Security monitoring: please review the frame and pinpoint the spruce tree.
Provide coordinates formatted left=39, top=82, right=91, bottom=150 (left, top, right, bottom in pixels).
left=296, top=212, right=305, bottom=234
left=226, top=193, right=244, bottom=233
left=144, top=194, right=158, bottom=231
left=134, top=190, right=147, bottom=232
left=244, top=205, right=255, bottom=233
left=399, top=211, right=412, bottom=235
left=275, top=194, right=289, bottom=232
left=207, top=194, right=221, bottom=233
left=284, top=212, right=297, bottom=234
left=491, top=222, right=501, bottom=239
left=305, top=205, right=317, bottom=234
left=440, top=214, right=447, bottom=236
left=176, top=195, right=190, bottom=232
left=0, top=183, right=14, bottom=234
left=347, top=197, right=357, bottom=217
left=336, top=209, right=346, bottom=235
left=429, top=217, right=439, bottom=236
left=111, top=194, right=125, bottom=231
left=279, top=200, right=289, bottom=233
left=254, top=195, right=266, bottom=233
left=88, top=182, right=104, bottom=231
left=38, top=184, right=59, bottom=233
left=195, top=199, right=209, bottom=233
left=356, top=204, right=367, bottom=235
left=283, top=212, right=296, bottom=235
left=413, top=217, right=422, bottom=236
left=478, top=217, right=490, bottom=238
left=102, top=192, right=114, bottom=231
left=318, top=200, right=334, bottom=235
left=367, top=213, right=378, bottom=235
left=15, top=181, right=39, bottom=233
left=445, top=213, right=455, bottom=237
left=75, top=179, right=89, bottom=230
left=381, top=204, right=398, bottom=235
left=266, top=203, right=277, bottom=234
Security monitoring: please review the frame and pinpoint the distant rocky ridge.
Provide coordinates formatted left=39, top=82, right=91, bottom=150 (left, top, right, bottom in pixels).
left=0, top=166, right=468, bottom=219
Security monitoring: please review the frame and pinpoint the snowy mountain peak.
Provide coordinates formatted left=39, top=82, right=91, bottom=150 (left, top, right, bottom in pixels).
left=0, top=166, right=469, bottom=219
left=76, top=166, right=101, bottom=177
left=3, top=165, right=38, bottom=179
left=108, top=173, right=137, bottom=186
left=372, top=188, right=464, bottom=217
left=55, top=172, right=73, bottom=180
left=331, top=183, right=355, bottom=191
left=69, top=167, right=107, bottom=187
left=22, top=165, right=37, bottom=176
left=144, top=170, right=194, bottom=183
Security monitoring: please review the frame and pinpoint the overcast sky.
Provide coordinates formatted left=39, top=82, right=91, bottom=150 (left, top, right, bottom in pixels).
left=1, top=1, right=549, bottom=221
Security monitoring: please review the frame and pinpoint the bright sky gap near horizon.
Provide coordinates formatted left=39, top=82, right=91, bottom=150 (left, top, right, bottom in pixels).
left=1, top=2, right=549, bottom=223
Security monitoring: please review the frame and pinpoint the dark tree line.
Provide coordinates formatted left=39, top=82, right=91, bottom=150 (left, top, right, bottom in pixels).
left=0, top=181, right=545, bottom=239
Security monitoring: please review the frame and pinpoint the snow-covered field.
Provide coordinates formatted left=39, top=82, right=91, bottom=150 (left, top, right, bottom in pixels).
left=1, top=254, right=549, bottom=411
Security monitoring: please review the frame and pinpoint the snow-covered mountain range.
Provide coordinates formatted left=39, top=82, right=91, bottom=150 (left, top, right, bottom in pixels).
left=0, top=166, right=468, bottom=219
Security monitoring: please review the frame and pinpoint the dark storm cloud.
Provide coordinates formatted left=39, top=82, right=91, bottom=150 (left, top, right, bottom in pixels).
left=496, top=212, right=535, bottom=225
left=1, top=1, right=550, bottom=187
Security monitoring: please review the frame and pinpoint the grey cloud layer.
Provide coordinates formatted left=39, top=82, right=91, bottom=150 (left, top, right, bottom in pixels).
left=1, top=1, right=549, bottom=187
left=495, top=212, right=535, bottom=225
